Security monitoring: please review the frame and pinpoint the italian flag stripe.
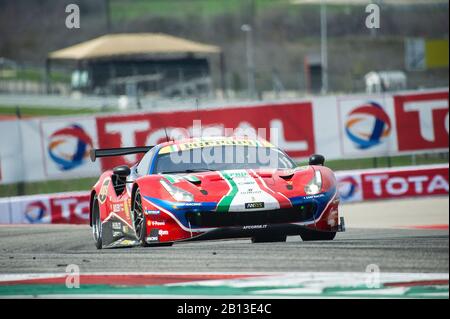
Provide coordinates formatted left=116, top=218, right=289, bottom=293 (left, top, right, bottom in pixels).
left=165, top=175, right=176, bottom=183
left=216, top=171, right=239, bottom=213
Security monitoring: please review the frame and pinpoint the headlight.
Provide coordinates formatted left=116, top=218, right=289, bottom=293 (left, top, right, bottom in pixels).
left=160, top=179, right=194, bottom=202
left=304, top=170, right=323, bottom=195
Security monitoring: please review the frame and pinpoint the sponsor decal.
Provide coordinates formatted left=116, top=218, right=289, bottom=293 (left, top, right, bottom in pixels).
left=245, top=202, right=265, bottom=209
left=112, top=222, right=122, bottom=230
left=145, top=209, right=160, bottom=215
left=177, top=202, right=203, bottom=207
left=159, top=138, right=274, bottom=155
left=151, top=220, right=165, bottom=227
left=147, top=229, right=160, bottom=242
left=345, top=101, right=392, bottom=150
left=242, top=225, right=268, bottom=230
left=112, top=231, right=122, bottom=238
left=47, top=124, right=93, bottom=171
left=158, top=229, right=169, bottom=236
left=111, top=203, right=123, bottom=213
left=240, top=190, right=263, bottom=195
left=124, top=199, right=131, bottom=219
left=303, top=194, right=325, bottom=200
left=24, top=201, right=50, bottom=224
left=98, top=178, right=110, bottom=204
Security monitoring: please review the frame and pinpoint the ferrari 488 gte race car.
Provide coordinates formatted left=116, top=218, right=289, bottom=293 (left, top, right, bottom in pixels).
left=89, top=137, right=345, bottom=249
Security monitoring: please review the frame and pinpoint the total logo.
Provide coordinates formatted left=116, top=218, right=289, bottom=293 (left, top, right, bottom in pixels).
left=337, top=176, right=361, bottom=201
left=24, top=201, right=50, bottom=224
left=345, top=102, right=392, bottom=150
left=48, top=124, right=93, bottom=171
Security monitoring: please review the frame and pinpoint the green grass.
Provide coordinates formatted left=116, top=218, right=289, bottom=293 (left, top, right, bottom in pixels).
left=0, top=68, right=70, bottom=83
left=0, top=106, right=112, bottom=117
left=110, top=0, right=285, bottom=20
left=109, top=0, right=362, bottom=21
left=0, top=177, right=98, bottom=197
left=325, top=154, right=449, bottom=171
left=0, top=154, right=447, bottom=197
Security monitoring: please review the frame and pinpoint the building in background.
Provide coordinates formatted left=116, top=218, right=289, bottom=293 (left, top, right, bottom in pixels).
left=47, top=33, right=222, bottom=99
left=304, top=53, right=323, bottom=94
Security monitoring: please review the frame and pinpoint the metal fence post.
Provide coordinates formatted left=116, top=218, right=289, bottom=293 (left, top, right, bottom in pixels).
left=15, top=106, right=25, bottom=196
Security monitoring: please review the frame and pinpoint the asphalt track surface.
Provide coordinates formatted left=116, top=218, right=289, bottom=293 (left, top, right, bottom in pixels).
left=0, top=197, right=448, bottom=274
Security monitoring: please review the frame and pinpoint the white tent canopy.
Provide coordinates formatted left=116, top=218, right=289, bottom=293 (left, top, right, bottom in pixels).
left=49, top=33, right=220, bottom=60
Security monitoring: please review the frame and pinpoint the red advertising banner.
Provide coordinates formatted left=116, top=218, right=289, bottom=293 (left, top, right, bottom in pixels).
left=336, top=165, right=449, bottom=203
left=361, top=166, right=449, bottom=200
left=394, top=91, right=449, bottom=152
left=0, top=88, right=448, bottom=185
left=0, top=192, right=90, bottom=224
left=50, top=193, right=90, bottom=224
left=96, top=102, right=315, bottom=170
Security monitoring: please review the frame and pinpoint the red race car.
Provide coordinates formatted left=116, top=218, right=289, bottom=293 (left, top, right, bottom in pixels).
left=89, top=136, right=345, bottom=249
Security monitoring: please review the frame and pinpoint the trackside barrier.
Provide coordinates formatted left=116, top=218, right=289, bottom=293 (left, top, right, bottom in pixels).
left=0, top=192, right=90, bottom=224
left=335, top=164, right=449, bottom=203
left=0, top=88, right=448, bottom=184
left=0, top=164, right=447, bottom=224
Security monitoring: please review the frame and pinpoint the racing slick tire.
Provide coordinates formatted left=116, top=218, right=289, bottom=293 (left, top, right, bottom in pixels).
left=92, top=195, right=102, bottom=249
left=299, top=229, right=336, bottom=241
left=132, top=188, right=174, bottom=248
left=251, top=235, right=287, bottom=243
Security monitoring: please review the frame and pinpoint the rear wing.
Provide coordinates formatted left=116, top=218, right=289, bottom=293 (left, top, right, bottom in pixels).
left=90, top=146, right=154, bottom=162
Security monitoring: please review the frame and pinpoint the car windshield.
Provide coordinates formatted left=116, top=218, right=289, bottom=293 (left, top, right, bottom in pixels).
left=154, top=145, right=295, bottom=174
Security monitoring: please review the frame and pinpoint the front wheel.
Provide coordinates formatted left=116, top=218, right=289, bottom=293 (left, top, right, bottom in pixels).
left=92, top=195, right=102, bottom=249
left=300, top=229, right=336, bottom=241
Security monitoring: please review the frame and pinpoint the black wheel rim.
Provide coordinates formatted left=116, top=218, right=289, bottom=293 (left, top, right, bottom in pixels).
left=133, top=190, right=145, bottom=239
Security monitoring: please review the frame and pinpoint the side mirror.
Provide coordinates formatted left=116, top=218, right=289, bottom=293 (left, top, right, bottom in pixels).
left=113, top=165, right=131, bottom=178
left=309, top=154, right=325, bottom=166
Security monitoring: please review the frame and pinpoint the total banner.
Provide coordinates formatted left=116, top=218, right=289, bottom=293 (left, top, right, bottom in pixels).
left=0, top=192, right=90, bottom=224
left=0, top=88, right=448, bottom=184
left=0, top=165, right=447, bottom=224
left=335, top=164, right=449, bottom=203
